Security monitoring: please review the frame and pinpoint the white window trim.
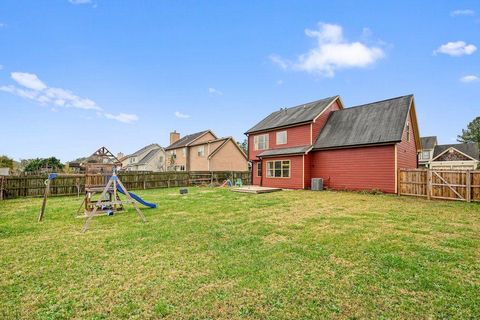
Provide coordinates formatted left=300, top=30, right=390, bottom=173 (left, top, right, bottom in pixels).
left=266, top=160, right=291, bottom=178
left=256, top=162, right=262, bottom=177
left=254, top=134, right=269, bottom=151
left=197, top=145, right=205, bottom=157
left=276, top=131, right=287, bottom=145
left=406, top=122, right=410, bottom=142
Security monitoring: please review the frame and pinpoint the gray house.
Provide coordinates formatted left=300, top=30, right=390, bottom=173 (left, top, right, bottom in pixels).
left=120, top=143, right=166, bottom=172
left=418, top=136, right=437, bottom=168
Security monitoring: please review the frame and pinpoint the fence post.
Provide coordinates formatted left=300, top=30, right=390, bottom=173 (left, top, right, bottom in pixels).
left=143, top=172, right=146, bottom=190
left=466, top=170, right=471, bottom=203
left=427, top=169, right=432, bottom=200
left=397, top=169, right=401, bottom=195
left=0, top=176, right=4, bottom=200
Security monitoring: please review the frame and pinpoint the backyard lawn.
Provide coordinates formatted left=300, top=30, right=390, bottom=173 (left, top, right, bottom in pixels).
left=1, top=187, right=479, bottom=319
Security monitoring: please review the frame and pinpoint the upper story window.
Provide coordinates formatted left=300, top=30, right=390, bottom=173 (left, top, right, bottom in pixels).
left=197, top=145, right=205, bottom=157
left=254, top=134, right=269, bottom=151
left=406, top=123, right=410, bottom=142
left=171, top=150, right=176, bottom=159
left=419, top=151, right=430, bottom=160
left=276, top=131, right=287, bottom=145
left=130, top=157, right=136, bottom=164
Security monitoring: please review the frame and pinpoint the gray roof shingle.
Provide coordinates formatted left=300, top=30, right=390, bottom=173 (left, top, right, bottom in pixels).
left=420, top=136, right=437, bottom=150
left=245, top=96, right=339, bottom=134
left=165, top=130, right=211, bottom=150
left=313, top=95, right=413, bottom=150
left=257, top=146, right=311, bottom=157
left=433, top=143, right=479, bottom=160
left=129, top=143, right=161, bottom=157
left=137, top=148, right=162, bottom=165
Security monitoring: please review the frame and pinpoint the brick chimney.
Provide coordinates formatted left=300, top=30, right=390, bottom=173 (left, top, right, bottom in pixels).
left=170, top=131, right=180, bottom=145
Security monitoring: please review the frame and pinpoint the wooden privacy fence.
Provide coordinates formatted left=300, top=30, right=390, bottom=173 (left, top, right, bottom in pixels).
left=0, top=171, right=250, bottom=200
left=398, top=169, right=480, bottom=202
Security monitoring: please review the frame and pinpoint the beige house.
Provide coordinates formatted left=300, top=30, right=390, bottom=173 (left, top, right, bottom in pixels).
left=120, top=143, right=166, bottom=172
left=429, top=143, right=479, bottom=170
left=165, top=130, right=248, bottom=172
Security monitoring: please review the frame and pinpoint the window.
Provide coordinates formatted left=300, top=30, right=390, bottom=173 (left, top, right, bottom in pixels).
left=421, top=151, right=430, bottom=160
left=406, top=123, right=410, bottom=142
left=197, top=145, right=205, bottom=157
left=175, top=165, right=185, bottom=171
left=254, top=134, right=269, bottom=150
left=171, top=150, right=176, bottom=159
left=276, top=131, right=287, bottom=145
left=266, top=160, right=290, bottom=178
left=257, top=162, right=262, bottom=177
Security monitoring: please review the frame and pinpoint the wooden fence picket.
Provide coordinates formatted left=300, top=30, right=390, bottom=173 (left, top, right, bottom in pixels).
left=0, top=171, right=251, bottom=200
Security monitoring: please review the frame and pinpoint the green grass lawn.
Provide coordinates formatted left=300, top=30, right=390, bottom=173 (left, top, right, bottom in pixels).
left=1, top=188, right=479, bottom=319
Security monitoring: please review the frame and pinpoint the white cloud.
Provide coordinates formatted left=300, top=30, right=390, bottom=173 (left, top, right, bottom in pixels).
left=269, top=55, right=289, bottom=70
left=434, top=41, right=477, bottom=56
left=0, top=71, right=138, bottom=123
left=460, top=75, right=479, bottom=83
left=174, top=111, right=190, bottom=119
left=208, top=87, right=223, bottom=95
left=104, top=113, right=139, bottom=123
left=276, top=80, right=284, bottom=86
left=271, top=23, right=385, bottom=77
left=11, top=72, right=47, bottom=90
left=451, top=9, right=475, bottom=17
left=68, top=0, right=92, bottom=4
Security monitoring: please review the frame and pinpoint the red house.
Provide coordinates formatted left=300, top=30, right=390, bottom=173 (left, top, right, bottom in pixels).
left=245, top=95, right=421, bottom=193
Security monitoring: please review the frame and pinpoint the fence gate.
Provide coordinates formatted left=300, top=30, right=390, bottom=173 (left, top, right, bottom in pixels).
left=398, top=169, right=479, bottom=202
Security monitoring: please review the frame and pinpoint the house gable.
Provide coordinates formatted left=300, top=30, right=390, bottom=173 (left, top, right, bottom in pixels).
left=245, top=96, right=341, bottom=135
left=433, top=148, right=475, bottom=162
left=209, top=139, right=248, bottom=171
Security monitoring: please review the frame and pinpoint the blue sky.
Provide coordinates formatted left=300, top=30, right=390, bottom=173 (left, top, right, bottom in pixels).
left=0, top=0, right=479, bottom=162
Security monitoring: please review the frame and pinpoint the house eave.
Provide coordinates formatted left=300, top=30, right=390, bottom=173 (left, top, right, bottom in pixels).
left=312, top=141, right=399, bottom=151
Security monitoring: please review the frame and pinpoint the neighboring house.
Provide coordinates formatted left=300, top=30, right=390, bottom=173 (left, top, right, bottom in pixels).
left=165, top=130, right=248, bottom=172
left=246, top=95, right=421, bottom=193
left=121, top=143, right=166, bottom=172
left=418, top=136, right=438, bottom=168
left=429, top=143, right=479, bottom=170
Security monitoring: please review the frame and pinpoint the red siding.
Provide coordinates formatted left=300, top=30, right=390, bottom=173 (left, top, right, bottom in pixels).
left=304, top=154, right=311, bottom=189
left=252, top=161, right=262, bottom=185
left=310, top=145, right=396, bottom=193
left=311, top=100, right=341, bottom=142
left=397, top=110, right=418, bottom=170
left=260, top=156, right=304, bottom=189
left=248, top=124, right=311, bottom=160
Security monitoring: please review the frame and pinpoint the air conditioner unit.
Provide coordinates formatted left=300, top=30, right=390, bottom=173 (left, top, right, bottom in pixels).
left=311, top=178, right=323, bottom=191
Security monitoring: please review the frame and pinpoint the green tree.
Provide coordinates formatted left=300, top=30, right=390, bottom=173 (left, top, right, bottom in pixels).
left=458, top=116, right=480, bottom=146
left=0, top=155, right=14, bottom=170
left=237, top=139, right=248, bottom=154
left=24, top=157, right=64, bottom=172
